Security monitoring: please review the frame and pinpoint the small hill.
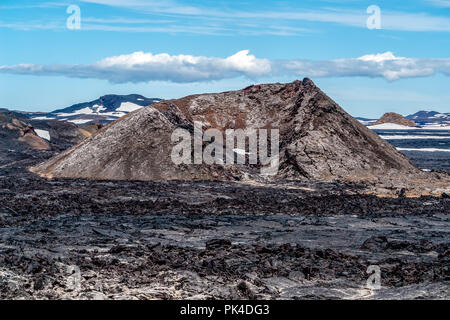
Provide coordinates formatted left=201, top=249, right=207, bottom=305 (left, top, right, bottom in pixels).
left=373, top=112, right=418, bottom=127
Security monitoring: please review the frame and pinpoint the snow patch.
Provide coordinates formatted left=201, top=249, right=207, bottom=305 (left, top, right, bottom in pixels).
left=380, top=135, right=450, bottom=140
left=57, top=105, right=106, bottom=117
left=35, top=129, right=50, bottom=141
left=368, top=123, right=417, bottom=130
left=92, top=104, right=107, bottom=113
left=421, top=124, right=450, bottom=130
left=397, top=147, right=450, bottom=153
left=116, top=102, right=143, bottom=112
left=31, top=116, right=55, bottom=120
left=67, top=119, right=92, bottom=125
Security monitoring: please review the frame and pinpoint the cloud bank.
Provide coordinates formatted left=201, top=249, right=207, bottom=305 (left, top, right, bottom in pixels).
left=281, top=52, right=450, bottom=81
left=1, top=50, right=450, bottom=83
left=76, top=0, right=450, bottom=33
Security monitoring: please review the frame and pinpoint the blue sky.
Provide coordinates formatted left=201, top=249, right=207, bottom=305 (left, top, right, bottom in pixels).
left=0, top=0, right=449, bottom=117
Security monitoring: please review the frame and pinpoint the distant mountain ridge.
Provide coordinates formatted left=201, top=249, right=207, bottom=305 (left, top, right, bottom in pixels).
left=52, top=94, right=160, bottom=114
left=28, top=94, right=162, bottom=125
left=406, top=110, right=450, bottom=125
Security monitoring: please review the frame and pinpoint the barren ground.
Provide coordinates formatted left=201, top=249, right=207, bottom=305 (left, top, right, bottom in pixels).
left=0, top=150, right=448, bottom=299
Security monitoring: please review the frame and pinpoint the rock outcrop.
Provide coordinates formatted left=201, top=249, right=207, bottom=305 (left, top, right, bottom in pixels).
left=31, top=79, right=426, bottom=183
left=0, top=109, right=105, bottom=152
left=0, top=110, right=50, bottom=151
left=374, top=112, right=418, bottom=127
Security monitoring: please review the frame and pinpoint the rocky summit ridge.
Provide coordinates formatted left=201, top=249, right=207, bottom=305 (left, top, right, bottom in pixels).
left=31, top=79, right=446, bottom=189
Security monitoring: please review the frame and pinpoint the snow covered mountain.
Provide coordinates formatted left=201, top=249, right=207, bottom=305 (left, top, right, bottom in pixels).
left=406, top=111, right=450, bottom=126
left=29, top=94, right=162, bottom=125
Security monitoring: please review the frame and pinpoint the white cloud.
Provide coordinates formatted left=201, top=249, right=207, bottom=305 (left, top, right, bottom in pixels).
left=0, top=50, right=271, bottom=83
left=278, top=52, right=450, bottom=81
left=93, top=50, right=271, bottom=81
left=427, top=0, right=450, bottom=7
left=357, top=52, right=404, bottom=63
left=1, top=51, right=450, bottom=83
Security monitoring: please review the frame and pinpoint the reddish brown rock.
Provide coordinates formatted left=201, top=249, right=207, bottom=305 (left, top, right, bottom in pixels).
left=31, top=79, right=431, bottom=184
left=374, top=112, right=418, bottom=127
